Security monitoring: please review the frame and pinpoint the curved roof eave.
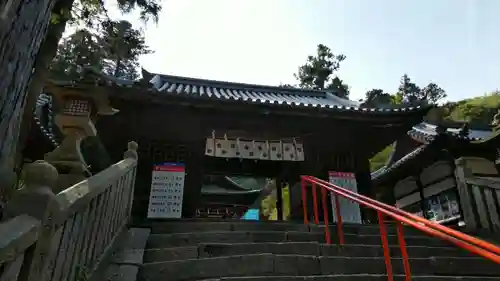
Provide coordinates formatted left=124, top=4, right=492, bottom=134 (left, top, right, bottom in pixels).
left=409, top=122, right=493, bottom=143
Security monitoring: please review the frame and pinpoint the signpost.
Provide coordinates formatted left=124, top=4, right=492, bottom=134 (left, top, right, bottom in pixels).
left=147, top=162, right=185, bottom=219
left=328, top=171, right=362, bottom=224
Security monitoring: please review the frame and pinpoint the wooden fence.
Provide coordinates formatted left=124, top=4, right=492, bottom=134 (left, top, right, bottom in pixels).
left=0, top=141, right=138, bottom=281
left=455, top=157, right=500, bottom=232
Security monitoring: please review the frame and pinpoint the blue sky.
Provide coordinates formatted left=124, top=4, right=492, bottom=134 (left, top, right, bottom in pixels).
left=107, top=0, right=500, bottom=102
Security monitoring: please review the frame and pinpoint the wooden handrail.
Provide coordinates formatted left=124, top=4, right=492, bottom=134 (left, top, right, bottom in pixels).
left=465, top=176, right=500, bottom=190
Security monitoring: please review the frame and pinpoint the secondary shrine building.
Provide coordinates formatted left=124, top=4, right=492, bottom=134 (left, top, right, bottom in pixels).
left=30, top=68, right=431, bottom=220
left=371, top=119, right=500, bottom=227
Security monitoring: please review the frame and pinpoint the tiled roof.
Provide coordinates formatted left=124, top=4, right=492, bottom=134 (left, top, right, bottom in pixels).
left=148, top=73, right=426, bottom=113
left=372, top=122, right=495, bottom=182
left=371, top=143, right=433, bottom=181
left=50, top=68, right=429, bottom=114
left=409, top=122, right=492, bottom=143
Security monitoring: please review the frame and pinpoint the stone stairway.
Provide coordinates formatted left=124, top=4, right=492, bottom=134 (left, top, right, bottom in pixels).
left=134, top=220, right=500, bottom=281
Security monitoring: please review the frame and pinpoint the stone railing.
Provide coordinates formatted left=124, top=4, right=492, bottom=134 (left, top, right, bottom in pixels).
left=455, top=157, right=500, bottom=232
left=0, top=141, right=138, bottom=281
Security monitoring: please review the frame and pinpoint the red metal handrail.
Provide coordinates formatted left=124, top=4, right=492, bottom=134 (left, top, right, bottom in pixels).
left=308, top=176, right=500, bottom=255
left=301, top=175, right=500, bottom=281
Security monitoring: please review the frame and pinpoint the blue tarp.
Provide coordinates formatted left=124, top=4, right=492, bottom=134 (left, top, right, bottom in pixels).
left=242, top=209, right=259, bottom=220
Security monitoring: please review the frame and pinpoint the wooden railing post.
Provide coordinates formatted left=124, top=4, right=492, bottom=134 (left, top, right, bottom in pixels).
left=454, top=158, right=477, bottom=230
left=2, top=160, right=61, bottom=281
left=123, top=141, right=138, bottom=220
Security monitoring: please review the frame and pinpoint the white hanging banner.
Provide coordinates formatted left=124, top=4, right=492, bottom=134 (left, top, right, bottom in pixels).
left=329, top=171, right=362, bottom=224
left=147, top=162, right=185, bottom=219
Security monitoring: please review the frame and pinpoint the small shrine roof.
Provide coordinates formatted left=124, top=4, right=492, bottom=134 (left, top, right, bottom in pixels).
left=371, top=122, right=496, bottom=184
left=409, top=122, right=493, bottom=143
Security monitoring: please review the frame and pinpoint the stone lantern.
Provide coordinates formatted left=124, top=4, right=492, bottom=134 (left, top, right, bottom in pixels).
left=43, top=79, right=119, bottom=191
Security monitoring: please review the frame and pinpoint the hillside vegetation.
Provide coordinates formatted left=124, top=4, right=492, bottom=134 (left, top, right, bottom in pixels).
left=369, top=92, right=500, bottom=172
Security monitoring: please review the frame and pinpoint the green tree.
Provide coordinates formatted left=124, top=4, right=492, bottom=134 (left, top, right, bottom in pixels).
left=396, top=74, right=421, bottom=104
left=100, top=20, right=152, bottom=79
left=49, top=29, right=104, bottom=80
left=16, top=0, right=162, bottom=174
left=363, top=89, right=394, bottom=107
left=326, top=77, right=349, bottom=99
left=421, top=82, right=447, bottom=104
left=293, top=44, right=349, bottom=98
left=49, top=20, right=151, bottom=81
left=279, top=83, right=296, bottom=89
left=396, top=74, right=447, bottom=105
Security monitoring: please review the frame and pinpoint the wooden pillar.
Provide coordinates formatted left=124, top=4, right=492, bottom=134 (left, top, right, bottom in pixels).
left=445, top=152, right=466, bottom=222
left=415, top=173, right=429, bottom=219
left=276, top=177, right=284, bottom=221
left=182, top=139, right=205, bottom=218
left=355, top=155, right=376, bottom=223
left=454, top=158, right=477, bottom=230
left=288, top=137, right=319, bottom=222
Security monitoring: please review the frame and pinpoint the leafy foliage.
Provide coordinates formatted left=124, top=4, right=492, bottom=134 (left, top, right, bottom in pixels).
left=52, top=0, right=161, bottom=27
left=363, top=74, right=447, bottom=107
left=443, top=92, right=500, bottom=126
left=279, top=83, right=297, bottom=89
left=363, top=89, right=394, bottom=107
left=49, top=20, right=151, bottom=80
left=50, top=29, right=105, bottom=80
left=292, top=44, right=349, bottom=98
left=395, top=74, right=447, bottom=105
left=369, top=145, right=394, bottom=172
left=100, top=20, right=152, bottom=79
left=47, top=0, right=161, bottom=79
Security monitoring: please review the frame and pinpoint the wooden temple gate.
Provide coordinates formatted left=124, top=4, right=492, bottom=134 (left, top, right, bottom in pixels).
left=90, top=70, right=430, bottom=222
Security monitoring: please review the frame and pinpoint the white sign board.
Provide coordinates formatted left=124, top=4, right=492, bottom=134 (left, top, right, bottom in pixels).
left=147, top=162, right=185, bottom=219
left=329, top=171, right=362, bottom=224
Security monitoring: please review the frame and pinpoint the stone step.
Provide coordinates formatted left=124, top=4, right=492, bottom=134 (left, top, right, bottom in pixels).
left=202, top=276, right=500, bottom=281
left=140, top=254, right=500, bottom=281
left=144, top=242, right=470, bottom=262
left=146, top=231, right=450, bottom=249
left=144, top=221, right=427, bottom=236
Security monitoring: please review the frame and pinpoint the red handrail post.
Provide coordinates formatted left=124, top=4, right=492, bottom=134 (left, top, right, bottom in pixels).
left=397, top=222, right=412, bottom=281
left=312, top=182, right=319, bottom=225
left=304, top=175, right=500, bottom=264
left=377, top=211, right=394, bottom=281
left=321, top=186, right=332, bottom=244
left=307, top=176, right=500, bottom=258
left=333, top=194, right=344, bottom=245
left=301, top=176, right=308, bottom=224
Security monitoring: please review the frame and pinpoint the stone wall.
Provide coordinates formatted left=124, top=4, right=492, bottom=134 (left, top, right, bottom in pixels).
left=0, top=0, right=56, bottom=169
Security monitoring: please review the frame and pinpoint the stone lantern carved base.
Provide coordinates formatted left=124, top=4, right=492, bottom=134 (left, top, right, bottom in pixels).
left=45, top=133, right=90, bottom=193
